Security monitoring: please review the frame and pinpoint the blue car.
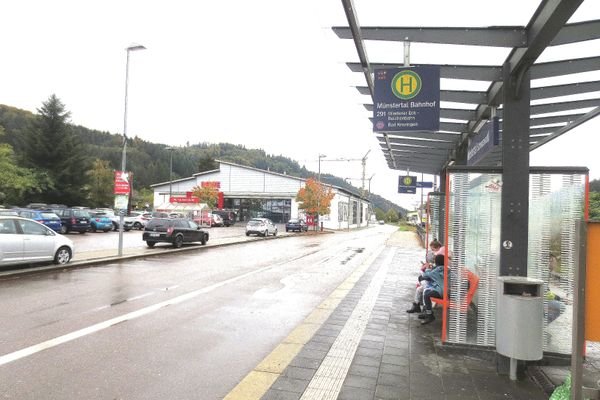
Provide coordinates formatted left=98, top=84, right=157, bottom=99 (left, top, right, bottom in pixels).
left=15, top=209, right=62, bottom=232
left=90, top=212, right=113, bottom=232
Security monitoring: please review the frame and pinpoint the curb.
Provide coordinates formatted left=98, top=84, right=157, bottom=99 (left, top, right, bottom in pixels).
left=0, top=231, right=331, bottom=279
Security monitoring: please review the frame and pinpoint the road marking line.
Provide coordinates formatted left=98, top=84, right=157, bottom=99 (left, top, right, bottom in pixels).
left=223, top=244, right=386, bottom=400
left=300, top=247, right=396, bottom=400
left=0, top=265, right=274, bottom=367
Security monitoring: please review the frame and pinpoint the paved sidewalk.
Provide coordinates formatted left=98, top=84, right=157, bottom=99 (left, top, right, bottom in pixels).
left=257, top=232, right=548, bottom=400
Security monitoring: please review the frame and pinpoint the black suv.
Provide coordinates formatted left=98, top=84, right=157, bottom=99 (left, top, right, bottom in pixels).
left=52, top=208, right=91, bottom=234
left=212, top=210, right=236, bottom=227
left=143, top=218, right=209, bottom=248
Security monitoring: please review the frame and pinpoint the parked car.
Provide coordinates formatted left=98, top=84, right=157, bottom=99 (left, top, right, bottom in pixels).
left=94, top=209, right=133, bottom=231
left=378, top=220, right=385, bottom=225
left=128, top=211, right=151, bottom=230
left=15, top=209, right=62, bottom=232
left=142, top=218, right=209, bottom=248
left=193, top=212, right=223, bottom=227
left=212, top=210, right=236, bottom=227
left=89, top=212, right=113, bottom=232
left=0, top=216, right=74, bottom=266
left=0, top=208, right=19, bottom=217
left=246, top=218, right=278, bottom=237
left=51, top=208, right=91, bottom=234
left=285, top=218, right=308, bottom=232
left=151, top=211, right=169, bottom=218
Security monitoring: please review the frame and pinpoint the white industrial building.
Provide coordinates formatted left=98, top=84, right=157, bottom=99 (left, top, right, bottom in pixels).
left=150, top=160, right=371, bottom=230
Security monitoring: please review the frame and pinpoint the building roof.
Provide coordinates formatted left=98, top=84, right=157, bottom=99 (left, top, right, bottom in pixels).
left=151, top=160, right=370, bottom=201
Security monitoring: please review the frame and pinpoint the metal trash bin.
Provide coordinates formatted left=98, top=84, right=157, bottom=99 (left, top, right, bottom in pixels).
left=496, top=276, right=543, bottom=379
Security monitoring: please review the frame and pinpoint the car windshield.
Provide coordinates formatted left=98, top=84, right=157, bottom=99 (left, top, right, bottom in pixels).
left=74, top=210, right=90, bottom=218
left=288, top=219, right=299, bottom=223
left=146, top=218, right=171, bottom=228
left=41, top=212, right=60, bottom=220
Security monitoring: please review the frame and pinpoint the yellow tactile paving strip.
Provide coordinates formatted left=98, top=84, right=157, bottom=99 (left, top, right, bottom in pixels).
left=223, top=244, right=385, bottom=400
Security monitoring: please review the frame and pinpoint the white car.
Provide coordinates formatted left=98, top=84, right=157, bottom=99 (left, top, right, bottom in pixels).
left=245, top=218, right=277, bottom=237
left=128, top=211, right=151, bottom=230
left=0, top=216, right=74, bottom=267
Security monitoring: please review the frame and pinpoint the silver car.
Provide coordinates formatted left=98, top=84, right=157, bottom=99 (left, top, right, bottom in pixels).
left=0, top=216, right=74, bottom=266
left=245, top=218, right=277, bottom=237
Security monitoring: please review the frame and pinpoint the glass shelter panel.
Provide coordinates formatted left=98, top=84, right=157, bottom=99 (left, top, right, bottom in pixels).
left=447, top=172, right=502, bottom=346
left=445, top=169, right=586, bottom=355
left=527, top=173, right=585, bottom=354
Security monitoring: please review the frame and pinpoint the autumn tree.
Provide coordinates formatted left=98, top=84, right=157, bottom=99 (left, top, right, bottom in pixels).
left=296, top=178, right=335, bottom=218
left=191, top=185, right=219, bottom=209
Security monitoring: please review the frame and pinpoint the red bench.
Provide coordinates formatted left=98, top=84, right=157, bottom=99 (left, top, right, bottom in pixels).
left=431, top=270, right=479, bottom=312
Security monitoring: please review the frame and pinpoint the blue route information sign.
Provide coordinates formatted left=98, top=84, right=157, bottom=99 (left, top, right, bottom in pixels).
left=374, top=66, right=440, bottom=132
left=398, top=175, right=417, bottom=194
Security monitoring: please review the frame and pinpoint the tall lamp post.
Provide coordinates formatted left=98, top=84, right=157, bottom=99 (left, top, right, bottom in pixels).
left=118, top=44, right=146, bottom=257
left=317, top=154, right=327, bottom=231
left=166, top=147, right=174, bottom=198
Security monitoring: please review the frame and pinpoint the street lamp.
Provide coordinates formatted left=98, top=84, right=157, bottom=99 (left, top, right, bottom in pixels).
left=317, top=154, right=327, bottom=231
left=118, top=43, right=146, bottom=257
left=166, top=147, right=174, bottom=198
left=318, top=154, right=327, bottom=184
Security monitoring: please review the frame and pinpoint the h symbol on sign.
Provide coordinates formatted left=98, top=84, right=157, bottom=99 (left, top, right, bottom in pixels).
left=400, top=76, right=414, bottom=93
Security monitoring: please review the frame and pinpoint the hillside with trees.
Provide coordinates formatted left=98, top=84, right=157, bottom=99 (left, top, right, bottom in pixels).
left=0, top=97, right=407, bottom=216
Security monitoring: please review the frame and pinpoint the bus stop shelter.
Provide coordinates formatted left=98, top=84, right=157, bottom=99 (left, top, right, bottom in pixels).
left=333, top=1, right=600, bottom=397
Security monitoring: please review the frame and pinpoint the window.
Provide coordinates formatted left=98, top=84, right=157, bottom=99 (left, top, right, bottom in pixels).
left=0, top=220, right=17, bottom=234
left=19, top=220, right=48, bottom=235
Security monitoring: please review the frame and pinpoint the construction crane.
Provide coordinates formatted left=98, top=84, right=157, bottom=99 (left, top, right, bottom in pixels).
left=320, top=150, right=371, bottom=194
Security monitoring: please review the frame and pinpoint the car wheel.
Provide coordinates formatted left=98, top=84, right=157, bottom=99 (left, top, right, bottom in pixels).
left=80, top=230, right=86, bottom=234
left=103, top=228, right=110, bottom=232
left=173, top=235, right=184, bottom=248
left=60, top=225, right=68, bottom=234
left=91, top=225, right=96, bottom=232
left=246, top=232, right=250, bottom=236
left=264, top=230, right=268, bottom=237
left=273, top=229, right=277, bottom=236
left=134, top=222, right=142, bottom=230
left=146, top=241, right=156, bottom=248
left=54, top=246, right=72, bottom=265
left=286, top=228, right=289, bottom=232
left=201, top=234, right=207, bottom=245
left=112, top=222, right=119, bottom=231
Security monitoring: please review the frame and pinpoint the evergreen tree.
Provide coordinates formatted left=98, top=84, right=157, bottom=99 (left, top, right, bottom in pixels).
left=21, top=95, right=89, bottom=205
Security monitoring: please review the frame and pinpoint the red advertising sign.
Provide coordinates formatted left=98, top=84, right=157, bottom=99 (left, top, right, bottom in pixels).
left=201, top=181, right=221, bottom=189
left=114, top=171, right=131, bottom=195
left=170, top=191, right=199, bottom=204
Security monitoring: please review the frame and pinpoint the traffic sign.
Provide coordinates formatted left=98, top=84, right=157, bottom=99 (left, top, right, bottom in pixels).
left=398, top=175, right=417, bottom=194
left=374, top=66, right=440, bottom=132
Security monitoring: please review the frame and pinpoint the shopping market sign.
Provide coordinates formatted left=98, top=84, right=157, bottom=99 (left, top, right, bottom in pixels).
left=374, top=66, right=440, bottom=132
left=398, top=175, right=417, bottom=194
left=170, top=192, right=199, bottom=204
left=114, top=171, right=131, bottom=195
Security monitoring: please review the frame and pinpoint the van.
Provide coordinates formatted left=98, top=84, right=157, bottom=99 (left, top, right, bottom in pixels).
left=212, top=210, right=236, bottom=227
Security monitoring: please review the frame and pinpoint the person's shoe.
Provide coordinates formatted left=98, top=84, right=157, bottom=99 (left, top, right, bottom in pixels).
left=417, top=312, right=427, bottom=319
left=406, top=303, right=421, bottom=313
left=420, top=313, right=435, bottom=325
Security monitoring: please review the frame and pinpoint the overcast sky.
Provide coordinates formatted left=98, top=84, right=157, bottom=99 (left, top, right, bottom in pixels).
left=2, top=1, right=599, bottom=210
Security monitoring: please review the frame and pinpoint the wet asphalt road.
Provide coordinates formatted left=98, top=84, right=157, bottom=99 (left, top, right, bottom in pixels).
left=0, top=225, right=396, bottom=400
left=64, top=224, right=257, bottom=252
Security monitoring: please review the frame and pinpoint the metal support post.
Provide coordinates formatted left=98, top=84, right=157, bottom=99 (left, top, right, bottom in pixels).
left=499, top=63, right=530, bottom=277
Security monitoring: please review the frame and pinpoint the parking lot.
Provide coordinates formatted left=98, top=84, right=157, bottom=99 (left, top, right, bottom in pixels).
left=65, top=223, right=293, bottom=260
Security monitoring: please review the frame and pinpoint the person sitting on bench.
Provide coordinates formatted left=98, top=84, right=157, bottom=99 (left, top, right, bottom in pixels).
left=419, top=254, right=446, bottom=325
left=406, top=254, right=445, bottom=315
